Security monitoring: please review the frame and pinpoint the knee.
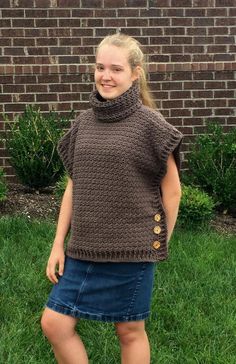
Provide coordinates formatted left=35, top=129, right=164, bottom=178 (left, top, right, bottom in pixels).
left=41, top=310, right=57, bottom=342
left=115, top=322, right=146, bottom=346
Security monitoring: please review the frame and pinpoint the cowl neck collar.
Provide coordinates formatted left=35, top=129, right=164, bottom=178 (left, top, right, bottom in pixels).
left=89, top=82, right=142, bottom=122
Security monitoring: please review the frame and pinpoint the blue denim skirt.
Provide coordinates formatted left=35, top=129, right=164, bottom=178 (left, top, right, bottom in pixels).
left=46, top=256, right=155, bottom=322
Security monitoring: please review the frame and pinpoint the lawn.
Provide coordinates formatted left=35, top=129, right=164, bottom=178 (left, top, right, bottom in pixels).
left=0, top=216, right=235, bottom=364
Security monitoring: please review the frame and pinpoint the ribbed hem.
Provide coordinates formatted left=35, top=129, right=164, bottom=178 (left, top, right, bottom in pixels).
left=65, top=247, right=167, bottom=263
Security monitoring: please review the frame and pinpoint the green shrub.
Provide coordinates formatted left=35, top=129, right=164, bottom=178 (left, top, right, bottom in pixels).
left=178, top=185, right=215, bottom=228
left=4, top=105, right=74, bottom=189
left=0, top=168, right=8, bottom=202
left=54, top=172, right=68, bottom=198
left=184, top=121, right=236, bottom=213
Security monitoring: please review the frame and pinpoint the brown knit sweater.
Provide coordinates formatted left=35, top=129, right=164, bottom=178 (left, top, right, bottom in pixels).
left=57, top=82, right=183, bottom=262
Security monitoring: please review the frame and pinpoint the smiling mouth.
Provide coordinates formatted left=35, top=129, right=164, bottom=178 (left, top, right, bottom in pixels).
left=101, top=84, right=115, bottom=88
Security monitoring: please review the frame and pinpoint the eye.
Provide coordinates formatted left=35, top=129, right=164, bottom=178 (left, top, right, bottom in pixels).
left=113, top=68, right=122, bottom=72
left=96, top=65, right=104, bottom=71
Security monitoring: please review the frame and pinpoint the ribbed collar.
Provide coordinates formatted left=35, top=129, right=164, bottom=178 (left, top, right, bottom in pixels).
left=89, top=81, right=142, bottom=122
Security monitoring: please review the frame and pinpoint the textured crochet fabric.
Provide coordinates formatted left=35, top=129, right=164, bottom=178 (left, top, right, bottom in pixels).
left=57, top=82, right=183, bottom=262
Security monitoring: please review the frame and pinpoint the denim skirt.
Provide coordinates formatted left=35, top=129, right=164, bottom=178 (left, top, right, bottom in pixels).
left=46, top=255, right=155, bottom=322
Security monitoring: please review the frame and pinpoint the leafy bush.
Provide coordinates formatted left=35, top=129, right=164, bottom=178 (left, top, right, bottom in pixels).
left=54, top=172, right=68, bottom=198
left=185, top=122, right=236, bottom=213
left=4, top=105, right=74, bottom=189
left=0, top=167, right=8, bottom=202
left=178, top=185, right=215, bottom=228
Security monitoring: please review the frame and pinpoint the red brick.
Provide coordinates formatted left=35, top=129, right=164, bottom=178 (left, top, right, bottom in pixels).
left=171, top=0, right=192, bottom=6
left=195, top=18, right=215, bottom=27
left=214, top=90, right=234, bottom=98
left=59, top=19, right=81, bottom=27
left=215, top=108, right=233, bottom=116
left=72, top=9, right=93, bottom=17
left=171, top=55, right=191, bottom=62
left=205, top=81, right=226, bottom=89
left=149, top=18, right=170, bottom=26
left=185, top=9, right=205, bottom=17
left=37, top=38, right=57, bottom=46
left=0, top=19, right=11, bottom=27
left=12, top=19, right=34, bottom=27
left=172, top=37, right=192, bottom=45
left=162, top=100, right=183, bottom=109
left=215, top=36, right=235, bottom=44
left=206, top=99, right=227, bottom=107
left=193, top=37, right=214, bottom=45
left=193, top=72, right=213, bottom=80
left=104, top=19, right=126, bottom=27
left=26, top=85, right=48, bottom=93
left=25, top=9, right=48, bottom=17
left=13, top=38, right=35, bottom=46
left=4, top=85, right=25, bottom=93
left=86, top=19, right=103, bottom=27
left=185, top=99, right=205, bottom=108
left=183, top=118, right=204, bottom=126
left=2, top=29, right=24, bottom=37
left=36, top=94, right=57, bottom=102
left=170, top=109, right=191, bottom=117
left=228, top=99, right=236, bottom=107
left=24, top=29, right=47, bottom=37
left=150, top=37, right=170, bottom=45
left=95, top=9, right=116, bottom=18
left=165, top=28, right=185, bottom=36
left=127, top=18, right=147, bottom=27
left=48, top=9, right=71, bottom=17
left=34, top=0, right=51, bottom=6
left=170, top=91, right=191, bottom=99
left=162, top=45, right=184, bottom=54
left=0, top=0, right=11, bottom=7
left=35, top=19, right=57, bottom=28
left=192, top=109, right=213, bottom=117
left=81, top=0, right=103, bottom=6
left=143, top=28, right=163, bottom=36
left=172, top=18, right=192, bottom=26
left=215, top=0, right=235, bottom=6
left=184, top=82, right=204, bottom=90
left=163, top=8, right=183, bottom=17
left=0, top=38, right=11, bottom=46
left=206, top=7, right=227, bottom=16
left=104, top=0, right=125, bottom=7
left=193, top=0, right=215, bottom=6
left=140, top=9, right=162, bottom=18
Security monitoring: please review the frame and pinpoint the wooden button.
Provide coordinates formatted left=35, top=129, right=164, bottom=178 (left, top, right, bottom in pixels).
left=153, top=226, right=161, bottom=234
left=153, top=241, right=161, bottom=250
left=154, top=214, right=161, bottom=222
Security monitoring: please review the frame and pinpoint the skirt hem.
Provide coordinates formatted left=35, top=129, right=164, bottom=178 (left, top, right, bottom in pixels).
left=45, top=301, right=150, bottom=323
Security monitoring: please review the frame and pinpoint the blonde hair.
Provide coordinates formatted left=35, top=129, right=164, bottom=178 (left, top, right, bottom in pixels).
left=96, top=33, right=156, bottom=109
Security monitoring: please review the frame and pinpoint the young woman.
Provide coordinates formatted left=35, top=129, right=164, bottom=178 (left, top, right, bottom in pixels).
left=41, top=33, right=183, bottom=364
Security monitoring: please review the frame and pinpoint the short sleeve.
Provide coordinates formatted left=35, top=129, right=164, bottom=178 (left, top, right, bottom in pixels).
left=57, top=119, right=79, bottom=179
left=153, top=110, right=183, bottom=177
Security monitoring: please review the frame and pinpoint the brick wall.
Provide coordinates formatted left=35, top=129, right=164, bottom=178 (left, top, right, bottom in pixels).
left=0, top=0, right=236, bottom=183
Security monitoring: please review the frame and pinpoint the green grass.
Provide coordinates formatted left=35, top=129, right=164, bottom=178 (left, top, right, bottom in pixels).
left=0, top=215, right=235, bottom=364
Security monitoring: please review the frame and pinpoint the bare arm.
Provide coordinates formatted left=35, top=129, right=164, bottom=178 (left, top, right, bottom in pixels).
left=160, top=154, right=182, bottom=242
left=46, top=177, right=73, bottom=283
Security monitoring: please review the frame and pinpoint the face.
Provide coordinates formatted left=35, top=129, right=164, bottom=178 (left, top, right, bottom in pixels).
left=95, top=44, right=139, bottom=100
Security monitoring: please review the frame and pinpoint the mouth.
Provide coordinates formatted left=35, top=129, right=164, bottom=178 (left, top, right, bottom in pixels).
left=101, top=84, right=115, bottom=89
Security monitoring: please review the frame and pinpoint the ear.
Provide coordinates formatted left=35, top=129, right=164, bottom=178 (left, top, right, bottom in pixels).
left=131, top=66, right=141, bottom=81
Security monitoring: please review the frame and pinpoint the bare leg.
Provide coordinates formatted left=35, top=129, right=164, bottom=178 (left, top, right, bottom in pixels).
left=41, top=308, right=88, bottom=364
left=115, top=320, right=150, bottom=364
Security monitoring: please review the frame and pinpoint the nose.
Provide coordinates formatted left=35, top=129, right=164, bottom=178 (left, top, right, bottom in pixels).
left=102, top=68, right=111, bottom=80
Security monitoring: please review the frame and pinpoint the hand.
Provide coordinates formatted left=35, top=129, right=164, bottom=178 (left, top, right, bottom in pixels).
left=46, top=244, right=65, bottom=284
